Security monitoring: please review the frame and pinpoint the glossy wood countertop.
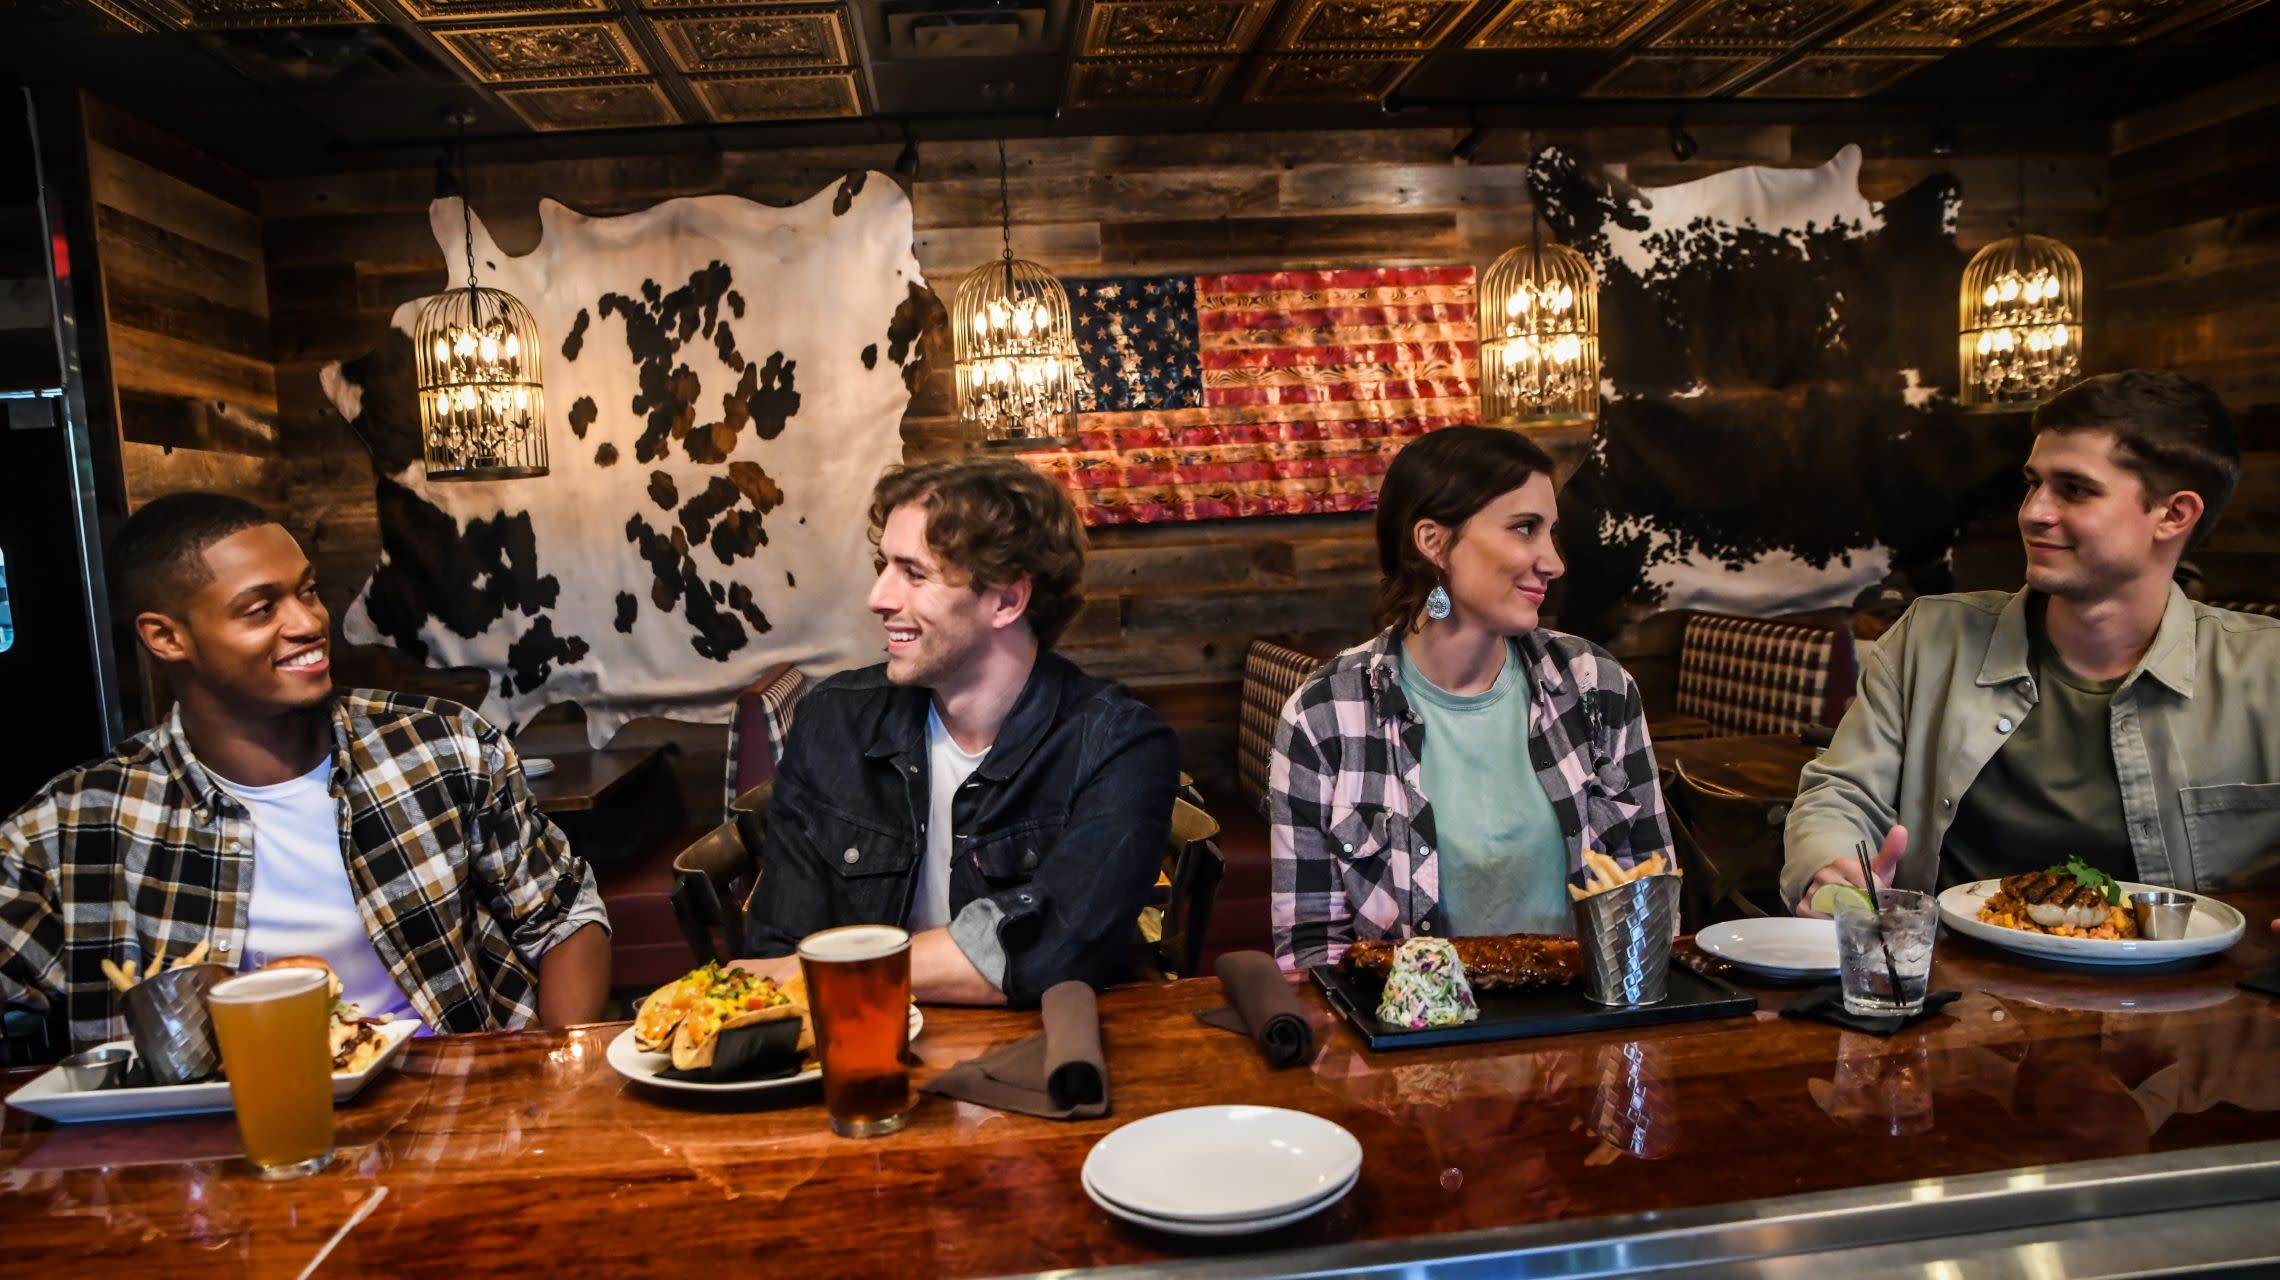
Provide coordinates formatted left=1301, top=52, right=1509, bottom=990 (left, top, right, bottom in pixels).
left=6, top=894, right=2278, bottom=1278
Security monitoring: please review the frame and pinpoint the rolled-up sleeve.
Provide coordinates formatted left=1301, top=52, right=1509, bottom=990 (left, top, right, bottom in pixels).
left=474, top=724, right=610, bottom=963
left=0, top=798, right=65, bottom=1015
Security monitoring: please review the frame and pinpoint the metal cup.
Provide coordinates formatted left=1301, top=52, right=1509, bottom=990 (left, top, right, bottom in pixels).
left=121, top=962, right=233, bottom=1085
left=1572, top=874, right=1682, bottom=1006
left=2129, top=890, right=2196, bottom=941
left=59, top=1046, right=131, bottom=1092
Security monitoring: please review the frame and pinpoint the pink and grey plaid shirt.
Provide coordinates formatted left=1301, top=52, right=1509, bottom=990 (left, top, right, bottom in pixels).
left=1269, top=626, right=1672, bottom=971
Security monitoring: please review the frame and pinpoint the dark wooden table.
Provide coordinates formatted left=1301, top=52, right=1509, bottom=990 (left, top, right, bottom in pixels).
left=1657, top=732, right=1822, bottom=801
left=525, top=745, right=664, bottom=814
left=5, top=892, right=2278, bottom=1277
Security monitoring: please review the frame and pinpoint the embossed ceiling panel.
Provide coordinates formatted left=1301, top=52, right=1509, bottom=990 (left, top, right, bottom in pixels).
left=655, top=8, right=850, bottom=70
left=688, top=69, right=864, bottom=120
left=1740, top=51, right=1938, bottom=92
left=1834, top=0, right=2056, bottom=46
left=1649, top=0, right=1874, bottom=49
left=1245, top=53, right=1418, bottom=98
left=1467, top=0, right=1676, bottom=46
left=1275, top=0, right=1482, bottom=51
left=1588, top=52, right=1764, bottom=93
left=1068, top=55, right=1238, bottom=104
left=397, top=0, right=606, bottom=19
left=1079, top=0, right=1275, bottom=55
left=494, top=79, right=679, bottom=129
left=434, top=21, right=647, bottom=82
left=2003, top=0, right=2222, bottom=42
left=135, top=0, right=372, bottom=28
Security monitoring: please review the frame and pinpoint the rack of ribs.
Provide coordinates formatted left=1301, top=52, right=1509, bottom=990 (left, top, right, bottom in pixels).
left=1340, top=934, right=1582, bottom=988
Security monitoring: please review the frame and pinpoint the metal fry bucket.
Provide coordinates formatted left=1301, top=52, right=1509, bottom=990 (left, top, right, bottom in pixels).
left=1572, top=875, right=1681, bottom=1006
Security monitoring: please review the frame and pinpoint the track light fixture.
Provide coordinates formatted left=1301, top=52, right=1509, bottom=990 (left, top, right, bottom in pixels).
left=1667, top=120, right=1697, bottom=162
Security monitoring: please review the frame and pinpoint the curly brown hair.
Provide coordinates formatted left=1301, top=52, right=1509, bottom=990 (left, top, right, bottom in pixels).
left=868, top=458, right=1088, bottom=648
left=1374, top=426, right=1556, bottom=633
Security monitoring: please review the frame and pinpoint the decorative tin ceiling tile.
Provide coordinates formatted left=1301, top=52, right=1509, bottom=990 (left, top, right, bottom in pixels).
left=435, top=21, right=645, bottom=81
left=2003, top=0, right=2214, bottom=43
left=1834, top=0, right=2054, bottom=46
left=1275, top=0, right=1479, bottom=51
left=60, top=0, right=158, bottom=31
left=494, top=79, right=679, bottom=129
left=1067, top=56, right=1237, bottom=105
left=688, top=70, right=865, bottom=120
left=655, top=9, right=849, bottom=70
left=1587, top=52, right=1763, bottom=94
left=1078, top=0, right=1275, bottom=56
left=134, top=0, right=371, bottom=28
left=1244, top=54, right=1418, bottom=100
left=1467, top=0, right=1674, bottom=47
left=1740, top=52, right=1938, bottom=94
left=1648, top=0, right=1869, bottom=49
left=397, top=0, right=606, bottom=18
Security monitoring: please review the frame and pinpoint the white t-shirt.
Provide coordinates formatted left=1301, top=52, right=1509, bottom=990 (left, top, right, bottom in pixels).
left=908, top=703, right=989, bottom=933
left=224, top=758, right=416, bottom=1023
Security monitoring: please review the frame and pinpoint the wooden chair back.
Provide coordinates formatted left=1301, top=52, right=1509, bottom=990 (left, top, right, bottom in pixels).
left=1664, top=759, right=1791, bottom=929
left=671, top=820, right=758, bottom=965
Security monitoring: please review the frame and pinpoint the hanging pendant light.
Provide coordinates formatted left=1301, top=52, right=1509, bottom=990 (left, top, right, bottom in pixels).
left=1480, top=209, right=1599, bottom=426
left=1958, top=155, right=2083, bottom=409
left=951, top=139, right=1080, bottom=448
left=414, top=110, right=548, bottom=480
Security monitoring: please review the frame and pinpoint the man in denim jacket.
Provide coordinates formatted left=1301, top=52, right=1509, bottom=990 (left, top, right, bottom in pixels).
left=1787, top=371, right=2280, bottom=914
left=736, top=460, right=1177, bottom=1006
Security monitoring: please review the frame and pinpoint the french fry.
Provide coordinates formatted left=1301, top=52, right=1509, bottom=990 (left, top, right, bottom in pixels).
left=100, top=957, right=135, bottom=993
left=144, top=948, right=165, bottom=980
left=1586, top=850, right=1625, bottom=890
left=1641, top=853, right=1664, bottom=879
left=177, top=939, right=210, bottom=969
left=1568, top=884, right=1589, bottom=902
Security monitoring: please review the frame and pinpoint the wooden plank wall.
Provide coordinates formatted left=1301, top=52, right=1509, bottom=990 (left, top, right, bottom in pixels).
left=247, top=122, right=2104, bottom=806
left=2101, top=67, right=2280, bottom=602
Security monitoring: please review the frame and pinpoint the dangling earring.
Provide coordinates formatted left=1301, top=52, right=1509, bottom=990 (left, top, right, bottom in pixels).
left=1425, top=583, right=1453, bottom=621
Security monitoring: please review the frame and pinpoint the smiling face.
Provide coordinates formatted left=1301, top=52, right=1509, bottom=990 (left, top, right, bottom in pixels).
left=138, top=524, right=333, bottom=716
left=865, top=500, right=1023, bottom=689
left=1427, top=472, right=1565, bottom=636
left=2018, top=429, right=2197, bottom=603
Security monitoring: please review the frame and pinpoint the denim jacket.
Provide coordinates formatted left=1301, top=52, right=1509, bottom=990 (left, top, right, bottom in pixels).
left=744, top=652, right=1178, bottom=1006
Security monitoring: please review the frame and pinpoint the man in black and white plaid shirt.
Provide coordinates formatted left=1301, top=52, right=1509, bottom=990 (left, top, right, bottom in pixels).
left=0, top=493, right=610, bottom=1051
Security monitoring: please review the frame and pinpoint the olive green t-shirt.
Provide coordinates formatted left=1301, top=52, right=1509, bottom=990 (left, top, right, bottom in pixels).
left=1941, top=599, right=2136, bottom=886
left=1398, top=643, right=1573, bottom=937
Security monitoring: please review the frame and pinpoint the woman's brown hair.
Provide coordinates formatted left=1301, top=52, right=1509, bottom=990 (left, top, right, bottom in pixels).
left=868, top=458, right=1088, bottom=648
left=1373, top=426, right=1557, bottom=633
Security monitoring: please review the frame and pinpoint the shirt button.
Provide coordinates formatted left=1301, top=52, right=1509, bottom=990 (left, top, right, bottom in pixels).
left=1941, top=797, right=1953, bottom=810
left=1419, top=920, right=1433, bottom=933
left=227, top=840, right=242, bottom=853
left=842, top=847, right=860, bottom=864
left=1341, top=842, right=1355, bottom=853
left=907, top=764, right=921, bottom=775
left=1997, top=717, right=2014, bottom=733
left=1020, top=849, right=1039, bottom=872
left=216, top=940, right=232, bottom=954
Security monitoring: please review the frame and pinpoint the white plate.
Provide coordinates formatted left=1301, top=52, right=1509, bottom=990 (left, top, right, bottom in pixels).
left=1695, top=917, right=1841, bottom=979
left=4, top=1018, right=422, bottom=1125
left=521, top=757, right=556, bottom=778
left=606, top=1005, right=923, bottom=1095
left=1084, top=1164, right=1357, bottom=1237
left=1082, top=1105, right=1362, bottom=1223
left=1937, top=880, right=2246, bottom=966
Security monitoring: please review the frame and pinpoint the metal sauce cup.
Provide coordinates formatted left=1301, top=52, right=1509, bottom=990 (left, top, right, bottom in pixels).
left=122, top=962, right=234, bottom=1085
left=2129, top=890, right=2196, bottom=941
left=59, top=1046, right=131, bottom=1092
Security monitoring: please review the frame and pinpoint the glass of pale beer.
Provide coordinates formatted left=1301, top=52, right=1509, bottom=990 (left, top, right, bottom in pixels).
left=206, top=967, right=336, bottom=1179
left=797, top=924, right=913, bottom=1138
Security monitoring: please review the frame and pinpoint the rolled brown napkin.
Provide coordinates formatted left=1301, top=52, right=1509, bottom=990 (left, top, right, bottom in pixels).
left=1195, top=951, right=1315, bottom=1069
left=920, top=980, right=1108, bottom=1119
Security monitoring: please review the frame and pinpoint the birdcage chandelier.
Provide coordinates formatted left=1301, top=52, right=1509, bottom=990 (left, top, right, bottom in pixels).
left=1479, top=218, right=1599, bottom=425
left=413, top=113, right=548, bottom=480
left=1958, top=156, right=2084, bottom=410
left=951, top=139, right=1080, bottom=448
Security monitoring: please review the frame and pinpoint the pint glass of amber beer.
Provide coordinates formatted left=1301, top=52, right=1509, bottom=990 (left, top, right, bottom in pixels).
left=797, top=924, right=913, bottom=1137
left=206, top=967, right=336, bottom=1178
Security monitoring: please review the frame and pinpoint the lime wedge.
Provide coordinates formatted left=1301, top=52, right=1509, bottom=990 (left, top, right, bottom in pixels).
left=1809, top=882, right=1873, bottom=916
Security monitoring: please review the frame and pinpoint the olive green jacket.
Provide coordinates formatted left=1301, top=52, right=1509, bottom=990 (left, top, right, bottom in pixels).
left=1782, top=587, right=2280, bottom=906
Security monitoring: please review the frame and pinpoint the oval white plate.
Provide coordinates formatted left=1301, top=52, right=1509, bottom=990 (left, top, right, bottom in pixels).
left=1937, top=880, right=2246, bottom=966
left=605, top=1005, right=921, bottom=1095
left=1082, top=1105, right=1362, bottom=1223
left=1084, top=1164, right=1357, bottom=1237
left=4, top=1019, right=421, bottom=1125
left=1694, top=917, right=1841, bottom=978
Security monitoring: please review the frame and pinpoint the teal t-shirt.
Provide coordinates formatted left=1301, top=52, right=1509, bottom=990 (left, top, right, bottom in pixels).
left=1398, top=641, right=1574, bottom=937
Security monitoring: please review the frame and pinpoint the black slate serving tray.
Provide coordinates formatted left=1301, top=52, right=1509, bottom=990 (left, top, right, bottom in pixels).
left=1309, top=961, right=1758, bottom=1051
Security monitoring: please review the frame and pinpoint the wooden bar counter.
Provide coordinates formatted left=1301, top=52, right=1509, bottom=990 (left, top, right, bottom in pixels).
left=6, top=896, right=2279, bottom=1278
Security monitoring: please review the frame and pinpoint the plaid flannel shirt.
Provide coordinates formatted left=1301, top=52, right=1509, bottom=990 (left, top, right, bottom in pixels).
left=1269, top=626, right=1672, bottom=971
left=0, top=690, right=609, bottom=1051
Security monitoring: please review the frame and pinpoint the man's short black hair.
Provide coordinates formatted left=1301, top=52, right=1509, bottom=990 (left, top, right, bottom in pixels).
left=2033, top=370, right=2239, bottom=550
left=111, top=492, right=278, bottom=618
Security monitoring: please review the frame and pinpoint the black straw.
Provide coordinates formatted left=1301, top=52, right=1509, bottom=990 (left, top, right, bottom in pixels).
left=1853, top=840, right=1903, bottom=1003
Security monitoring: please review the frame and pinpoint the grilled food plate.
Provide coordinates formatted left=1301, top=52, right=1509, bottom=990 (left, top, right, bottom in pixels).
left=607, top=1005, right=922, bottom=1095
left=1938, top=880, right=2245, bottom=966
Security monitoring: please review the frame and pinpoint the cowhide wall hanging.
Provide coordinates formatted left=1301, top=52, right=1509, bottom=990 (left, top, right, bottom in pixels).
left=1532, top=144, right=2031, bottom=638
left=321, top=173, right=926, bottom=745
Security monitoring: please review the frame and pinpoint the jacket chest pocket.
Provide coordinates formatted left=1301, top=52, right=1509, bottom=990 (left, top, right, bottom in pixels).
left=2179, top=783, right=2280, bottom=890
left=968, top=819, right=1062, bottom=885
left=1328, top=805, right=1403, bottom=935
left=822, top=817, right=917, bottom=883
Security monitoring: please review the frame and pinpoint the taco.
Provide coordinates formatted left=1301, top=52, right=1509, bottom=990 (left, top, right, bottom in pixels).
left=656, top=963, right=808, bottom=1073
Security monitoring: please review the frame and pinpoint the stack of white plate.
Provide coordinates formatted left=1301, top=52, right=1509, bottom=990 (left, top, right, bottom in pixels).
left=1081, top=1105, right=1361, bottom=1237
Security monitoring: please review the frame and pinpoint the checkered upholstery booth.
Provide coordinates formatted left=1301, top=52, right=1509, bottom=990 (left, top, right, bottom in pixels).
left=2212, top=599, right=2280, bottom=619
left=1236, top=636, right=1330, bottom=814
left=724, top=662, right=810, bottom=809
left=1675, top=613, right=1858, bottom=737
